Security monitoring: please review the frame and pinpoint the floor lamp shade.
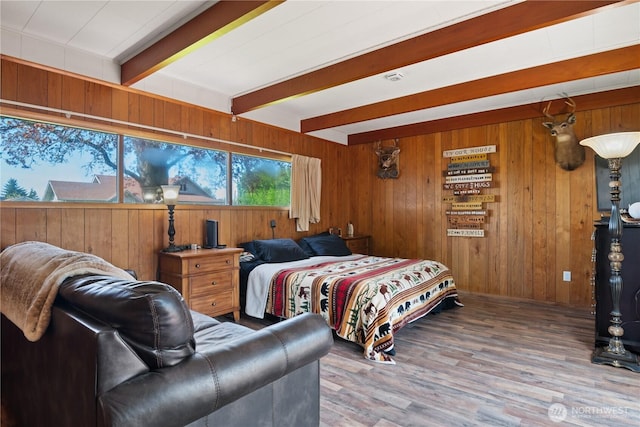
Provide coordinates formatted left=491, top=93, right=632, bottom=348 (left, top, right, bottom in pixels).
left=580, top=132, right=640, bottom=159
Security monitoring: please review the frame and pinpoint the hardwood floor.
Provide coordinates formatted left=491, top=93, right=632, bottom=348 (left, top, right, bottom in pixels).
left=314, top=292, right=640, bottom=427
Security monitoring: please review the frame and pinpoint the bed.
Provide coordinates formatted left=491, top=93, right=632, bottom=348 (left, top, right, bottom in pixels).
left=239, top=234, right=461, bottom=363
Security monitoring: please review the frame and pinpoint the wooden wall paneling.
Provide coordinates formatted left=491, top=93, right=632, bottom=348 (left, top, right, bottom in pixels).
left=60, top=209, right=84, bottom=251
left=45, top=208, right=62, bottom=248
left=16, top=63, right=47, bottom=107
left=15, top=208, right=46, bottom=242
left=231, top=209, right=248, bottom=245
left=0, top=208, right=17, bottom=249
left=127, top=210, right=141, bottom=273
left=497, top=123, right=510, bottom=296
left=522, top=120, right=534, bottom=300
left=190, top=107, right=206, bottom=141
left=412, top=136, right=424, bottom=259
left=127, top=92, right=141, bottom=126
left=467, top=126, right=490, bottom=294
left=110, top=209, right=129, bottom=269
left=85, top=82, right=112, bottom=120
left=417, top=138, right=428, bottom=258
left=168, top=206, right=186, bottom=247
left=218, top=209, right=232, bottom=247
left=554, top=162, right=572, bottom=305
left=163, top=101, right=182, bottom=131
left=404, top=138, right=419, bottom=257
left=61, top=75, right=86, bottom=117
left=506, top=121, right=525, bottom=298
left=136, top=95, right=155, bottom=127
left=542, top=122, right=559, bottom=303
left=142, top=209, right=161, bottom=280
left=531, top=118, right=552, bottom=302
left=347, top=145, right=368, bottom=244
left=569, top=152, right=595, bottom=307
left=85, top=208, right=112, bottom=259
left=1, top=59, right=18, bottom=101
left=438, top=132, right=453, bottom=280
left=485, top=124, right=502, bottom=296
left=111, top=88, right=129, bottom=122
left=450, top=129, right=472, bottom=289
left=47, top=72, right=63, bottom=111
left=392, top=141, right=409, bottom=258
left=188, top=209, right=206, bottom=246
left=432, top=133, right=445, bottom=264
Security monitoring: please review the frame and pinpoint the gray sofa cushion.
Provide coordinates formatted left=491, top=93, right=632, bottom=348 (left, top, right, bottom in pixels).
left=58, top=274, right=195, bottom=369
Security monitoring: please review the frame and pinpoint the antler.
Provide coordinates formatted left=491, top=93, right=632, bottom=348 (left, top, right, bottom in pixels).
left=563, top=94, right=576, bottom=113
left=542, top=101, right=554, bottom=120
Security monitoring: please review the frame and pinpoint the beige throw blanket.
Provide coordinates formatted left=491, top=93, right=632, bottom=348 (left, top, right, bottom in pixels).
left=0, top=241, right=133, bottom=341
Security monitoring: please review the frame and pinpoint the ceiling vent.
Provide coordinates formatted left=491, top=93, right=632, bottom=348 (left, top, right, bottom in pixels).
left=384, top=71, right=404, bottom=82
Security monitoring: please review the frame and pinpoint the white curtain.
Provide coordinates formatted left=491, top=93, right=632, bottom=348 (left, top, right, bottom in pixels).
left=289, top=154, right=321, bottom=231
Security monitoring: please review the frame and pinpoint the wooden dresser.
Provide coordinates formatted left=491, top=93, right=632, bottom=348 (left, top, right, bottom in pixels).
left=158, top=248, right=242, bottom=321
left=593, top=222, right=640, bottom=354
left=342, top=235, right=371, bottom=255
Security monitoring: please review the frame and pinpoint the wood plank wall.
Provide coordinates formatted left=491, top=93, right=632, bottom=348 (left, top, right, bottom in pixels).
left=348, top=103, right=640, bottom=308
left=1, top=57, right=638, bottom=308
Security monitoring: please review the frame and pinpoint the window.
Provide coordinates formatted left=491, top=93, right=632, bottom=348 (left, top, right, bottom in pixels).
left=0, top=116, right=118, bottom=202
left=123, top=136, right=227, bottom=204
left=1, top=115, right=291, bottom=206
left=232, top=153, right=291, bottom=206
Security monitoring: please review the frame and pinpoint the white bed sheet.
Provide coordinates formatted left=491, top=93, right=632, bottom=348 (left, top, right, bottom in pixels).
left=244, top=254, right=363, bottom=318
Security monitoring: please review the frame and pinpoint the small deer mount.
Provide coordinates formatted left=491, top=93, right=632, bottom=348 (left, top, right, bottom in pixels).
left=542, top=95, right=585, bottom=171
left=375, top=139, right=400, bottom=179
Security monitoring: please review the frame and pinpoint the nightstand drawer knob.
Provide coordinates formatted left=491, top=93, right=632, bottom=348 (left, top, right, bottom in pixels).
left=211, top=281, right=217, bottom=286
left=195, top=263, right=201, bottom=268
left=226, top=259, right=230, bottom=264
left=211, top=301, right=217, bottom=307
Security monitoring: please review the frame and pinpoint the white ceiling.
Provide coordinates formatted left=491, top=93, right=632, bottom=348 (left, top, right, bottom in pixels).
left=1, top=1, right=639, bottom=145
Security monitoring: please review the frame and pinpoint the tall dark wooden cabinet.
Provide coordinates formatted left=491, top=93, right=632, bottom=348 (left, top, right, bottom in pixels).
left=593, top=222, right=640, bottom=355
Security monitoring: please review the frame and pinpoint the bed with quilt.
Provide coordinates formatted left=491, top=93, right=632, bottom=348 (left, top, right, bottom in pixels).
left=239, top=233, right=462, bottom=363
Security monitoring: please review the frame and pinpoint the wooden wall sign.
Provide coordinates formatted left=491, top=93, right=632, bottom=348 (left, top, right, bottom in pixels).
left=443, top=145, right=497, bottom=238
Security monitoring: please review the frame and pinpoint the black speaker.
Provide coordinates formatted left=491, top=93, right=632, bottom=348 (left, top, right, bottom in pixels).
left=204, top=219, right=218, bottom=249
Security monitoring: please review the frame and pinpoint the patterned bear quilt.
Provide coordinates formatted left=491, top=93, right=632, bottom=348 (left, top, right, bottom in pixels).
left=248, top=255, right=460, bottom=363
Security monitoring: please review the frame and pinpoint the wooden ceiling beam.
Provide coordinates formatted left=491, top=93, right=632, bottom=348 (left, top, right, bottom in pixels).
left=121, top=1, right=283, bottom=86
left=302, top=45, right=640, bottom=133
left=347, top=86, right=640, bottom=145
left=231, top=0, right=626, bottom=114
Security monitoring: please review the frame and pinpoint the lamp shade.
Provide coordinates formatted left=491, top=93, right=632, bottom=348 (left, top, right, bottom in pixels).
left=580, top=132, right=640, bottom=159
left=160, top=185, right=180, bottom=205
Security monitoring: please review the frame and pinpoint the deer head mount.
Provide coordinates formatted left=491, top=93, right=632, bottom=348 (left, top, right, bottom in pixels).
left=375, top=139, right=400, bottom=179
left=542, top=95, right=585, bottom=171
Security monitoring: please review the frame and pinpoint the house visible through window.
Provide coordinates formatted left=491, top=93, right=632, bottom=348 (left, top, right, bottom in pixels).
left=0, top=116, right=119, bottom=202
left=123, top=136, right=227, bottom=204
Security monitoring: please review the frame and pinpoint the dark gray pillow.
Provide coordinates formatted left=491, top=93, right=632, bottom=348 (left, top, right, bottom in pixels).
left=300, top=233, right=352, bottom=256
left=253, top=238, right=309, bottom=263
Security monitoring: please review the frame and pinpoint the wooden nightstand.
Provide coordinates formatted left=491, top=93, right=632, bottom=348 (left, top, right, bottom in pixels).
left=158, top=248, right=242, bottom=321
left=342, top=235, right=371, bottom=255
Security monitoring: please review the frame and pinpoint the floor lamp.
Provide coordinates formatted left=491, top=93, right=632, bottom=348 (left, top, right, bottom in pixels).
left=580, top=131, right=640, bottom=372
left=161, top=184, right=182, bottom=253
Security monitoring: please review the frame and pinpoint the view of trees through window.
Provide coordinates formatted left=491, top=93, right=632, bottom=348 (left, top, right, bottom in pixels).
left=0, top=115, right=291, bottom=206
left=233, top=153, right=291, bottom=206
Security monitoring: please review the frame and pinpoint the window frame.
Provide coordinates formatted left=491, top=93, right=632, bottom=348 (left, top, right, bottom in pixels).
left=0, top=110, right=292, bottom=207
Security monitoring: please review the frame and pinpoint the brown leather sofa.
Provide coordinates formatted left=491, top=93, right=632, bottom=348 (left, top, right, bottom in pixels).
left=1, top=273, right=333, bottom=427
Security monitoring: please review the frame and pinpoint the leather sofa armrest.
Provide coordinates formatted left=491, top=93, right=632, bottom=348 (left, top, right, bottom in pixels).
left=97, top=313, right=333, bottom=427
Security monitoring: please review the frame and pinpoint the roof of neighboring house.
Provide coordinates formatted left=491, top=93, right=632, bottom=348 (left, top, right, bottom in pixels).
left=44, top=175, right=222, bottom=204
left=44, top=175, right=118, bottom=202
